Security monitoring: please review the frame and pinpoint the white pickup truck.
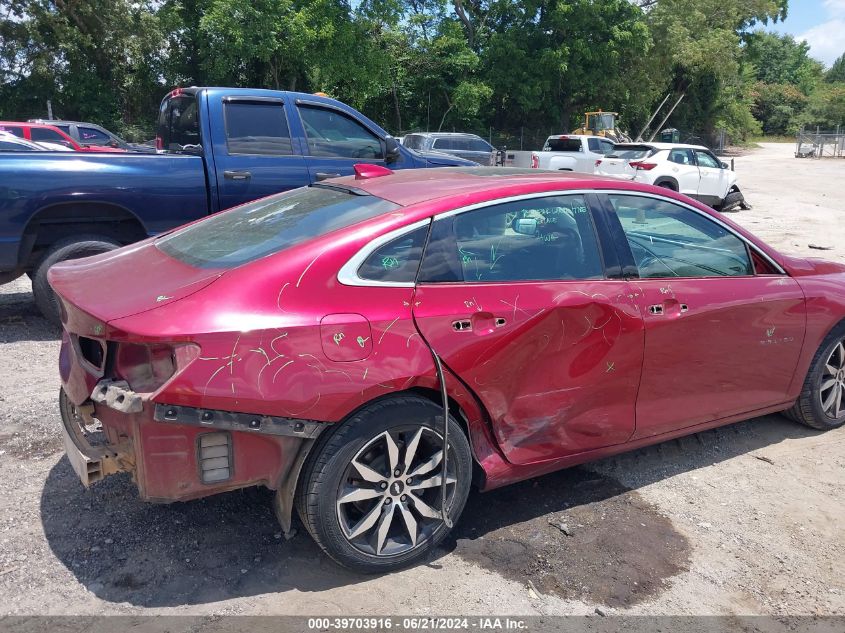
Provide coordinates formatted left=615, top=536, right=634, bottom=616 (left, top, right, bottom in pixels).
left=530, top=134, right=615, bottom=172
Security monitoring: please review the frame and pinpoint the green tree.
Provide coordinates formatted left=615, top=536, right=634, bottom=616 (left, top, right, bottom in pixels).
left=796, top=83, right=845, bottom=130
left=827, top=53, right=845, bottom=83
left=744, top=31, right=823, bottom=93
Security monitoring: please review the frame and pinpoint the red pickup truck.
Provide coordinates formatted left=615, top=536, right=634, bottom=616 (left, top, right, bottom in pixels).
left=0, top=122, right=125, bottom=152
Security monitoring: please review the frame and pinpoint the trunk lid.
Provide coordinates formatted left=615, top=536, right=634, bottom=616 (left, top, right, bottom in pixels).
left=49, top=240, right=222, bottom=329
left=595, top=157, right=637, bottom=180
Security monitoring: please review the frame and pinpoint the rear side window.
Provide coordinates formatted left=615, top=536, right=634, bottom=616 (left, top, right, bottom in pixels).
left=157, top=186, right=399, bottom=269
left=358, top=225, right=429, bottom=283
left=669, top=149, right=694, bottom=165
left=224, top=101, right=293, bottom=155
left=157, top=94, right=201, bottom=152
left=298, top=105, right=383, bottom=160
left=78, top=127, right=111, bottom=144
left=543, top=138, right=582, bottom=152
left=420, top=195, right=603, bottom=283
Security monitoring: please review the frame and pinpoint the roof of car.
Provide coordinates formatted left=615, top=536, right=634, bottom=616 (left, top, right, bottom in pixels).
left=0, top=121, right=68, bottom=130
left=616, top=142, right=709, bottom=151
left=29, top=119, right=100, bottom=127
left=405, top=132, right=485, bottom=139
left=329, top=166, right=636, bottom=207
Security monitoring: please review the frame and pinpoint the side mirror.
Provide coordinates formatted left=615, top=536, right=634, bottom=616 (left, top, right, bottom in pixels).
left=384, top=137, right=401, bottom=164
left=720, top=161, right=728, bottom=169
left=512, top=217, right=538, bottom=236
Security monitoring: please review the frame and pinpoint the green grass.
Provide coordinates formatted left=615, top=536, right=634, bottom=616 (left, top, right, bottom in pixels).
left=746, top=134, right=795, bottom=144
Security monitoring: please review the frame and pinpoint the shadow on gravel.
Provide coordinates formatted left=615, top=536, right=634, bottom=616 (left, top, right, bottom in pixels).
left=40, top=412, right=821, bottom=608
left=0, top=291, right=59, bottom=343
left=444, top=414, right=823, bottom=607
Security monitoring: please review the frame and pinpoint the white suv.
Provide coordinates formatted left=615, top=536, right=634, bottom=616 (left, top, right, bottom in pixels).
left=595, top=142, right=750, bottom=211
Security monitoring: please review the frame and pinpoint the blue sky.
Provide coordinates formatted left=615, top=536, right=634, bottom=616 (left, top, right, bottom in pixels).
left=767, top=0, right=845, bottom=66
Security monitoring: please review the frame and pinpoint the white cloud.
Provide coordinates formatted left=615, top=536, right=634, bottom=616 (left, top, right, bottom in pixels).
left=823, top=0, right=845, bottom=14
left=797, top=19, right=845, bottom=66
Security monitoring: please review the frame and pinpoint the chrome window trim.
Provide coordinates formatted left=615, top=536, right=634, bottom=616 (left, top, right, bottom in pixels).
left=602, top=190, right=786, bottom=275
left=337, top=218, right=431, bottom=288
left=337, top=188, right=785, bottom=288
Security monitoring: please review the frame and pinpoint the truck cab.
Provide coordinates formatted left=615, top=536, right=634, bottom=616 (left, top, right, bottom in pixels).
left=530, top=134, right=614, bottom=174
left=157, top=87, right=465, bottom=211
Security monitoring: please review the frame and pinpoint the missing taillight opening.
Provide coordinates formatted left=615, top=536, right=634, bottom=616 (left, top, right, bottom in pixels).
left=78, top=336, right=105, bottom=369
left=115, top=342, right=199, bottom=393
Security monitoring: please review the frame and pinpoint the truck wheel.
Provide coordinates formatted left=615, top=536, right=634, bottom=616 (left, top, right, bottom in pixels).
left=32, top=235, right=120, bottom=326
left=295, top=395, right=472, bottom=573
left=786, top=324, right=845, bottom=430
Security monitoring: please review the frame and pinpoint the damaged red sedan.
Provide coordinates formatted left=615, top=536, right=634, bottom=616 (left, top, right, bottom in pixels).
left=51, top=166, right=845, bottom=572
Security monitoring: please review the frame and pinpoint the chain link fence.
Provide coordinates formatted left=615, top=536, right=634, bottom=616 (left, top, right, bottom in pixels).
left=795, top=127, right=845, bottom=159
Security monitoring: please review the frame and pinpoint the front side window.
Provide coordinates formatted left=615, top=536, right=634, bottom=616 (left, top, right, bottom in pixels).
left=609, top=194, right=752, bottom=278
left=694, top=150, right=720, bottom=169
left=224, top=102, right=293, bottom=156
left=30, top=128, right=65, bottom=142
left=421, top=195, right=603, bottom=283
left=298, top=105, right=383, bottom=160
left=0, top=126, right=24, bottom=138
left=403, top=135, right=425, bottom=150
left=467, top=138, right=493, bottom=152
left=358, top=225, right=429, bottom=283
left=157, top=186, right=398, bottom=269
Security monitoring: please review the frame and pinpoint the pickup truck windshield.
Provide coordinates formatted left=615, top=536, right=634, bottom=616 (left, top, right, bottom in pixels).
left=544, top=138, right=582, bottom=152
left=156, top=186, right=399, bottom=269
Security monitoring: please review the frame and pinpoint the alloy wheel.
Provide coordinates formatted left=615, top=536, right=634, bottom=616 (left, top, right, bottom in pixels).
left=336, top=426, right=457, bottom=557
left=819, top=340, right=845, bottom=419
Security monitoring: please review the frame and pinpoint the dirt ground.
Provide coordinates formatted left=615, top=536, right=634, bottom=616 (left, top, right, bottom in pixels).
left=0, top=142, right=843, bottom=616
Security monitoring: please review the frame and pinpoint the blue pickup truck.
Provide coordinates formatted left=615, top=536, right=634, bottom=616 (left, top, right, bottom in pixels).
left=0, top=86, right=473, bottom=322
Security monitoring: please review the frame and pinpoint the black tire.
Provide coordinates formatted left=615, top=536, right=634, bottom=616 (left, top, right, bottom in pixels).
left=656, top=180, right=677, bottom=191
left=295, top=395, right=472, bottom=573
left=719, top=190, right=744, bottom=213
left=32, top=234, right=120, bottom=325
left=786, top=324, right=845, bottom=430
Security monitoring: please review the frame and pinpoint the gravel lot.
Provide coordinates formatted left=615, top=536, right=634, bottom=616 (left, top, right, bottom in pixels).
left=0, top=142, right=843, bottom=616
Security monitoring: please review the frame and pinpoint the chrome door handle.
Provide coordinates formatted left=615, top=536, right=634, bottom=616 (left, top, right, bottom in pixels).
left=224, top=170, right=251, bottom=180
left=452, top=319, right=472, bottom=331
left=648, top=305, right=664, bottom=315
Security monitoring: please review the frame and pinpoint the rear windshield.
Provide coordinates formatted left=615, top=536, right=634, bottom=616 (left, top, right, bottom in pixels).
left=157, top=94, right=201, bottom=152
left=543, top=138, right=582, bottom=152
left=608, top=145, right=654, bottom=159
left=156, top=186, right=399, bottom=269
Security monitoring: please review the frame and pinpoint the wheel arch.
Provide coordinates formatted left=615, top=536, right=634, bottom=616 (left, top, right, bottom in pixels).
left=19, top=201, right=149, bottom=269
left=275, top=383, right=498, bottom=537
left=653, top=176, right=679, bottom=190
